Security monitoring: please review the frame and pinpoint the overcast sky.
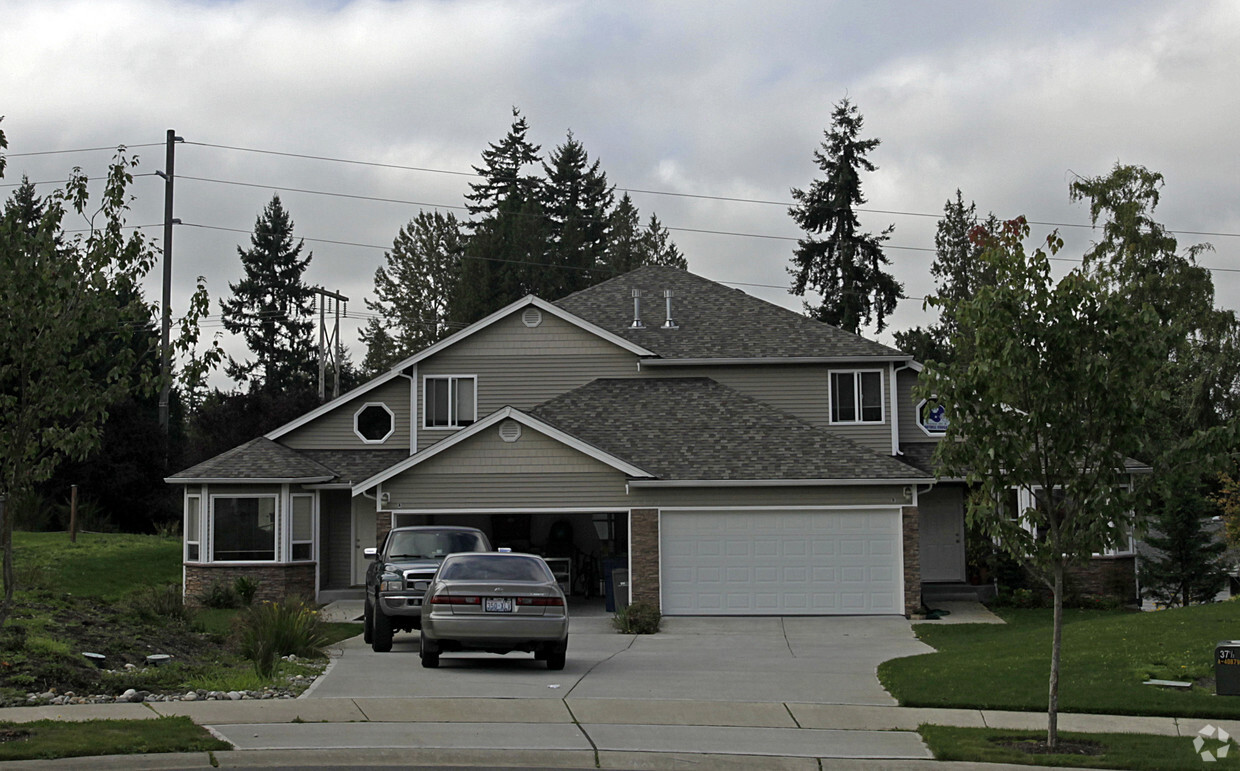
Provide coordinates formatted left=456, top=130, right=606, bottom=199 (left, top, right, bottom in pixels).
left=3, top=0, right=1238, bottom=383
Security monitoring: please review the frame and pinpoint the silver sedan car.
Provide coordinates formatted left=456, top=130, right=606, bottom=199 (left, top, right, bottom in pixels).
left=419, top=552, right=569, bottom=670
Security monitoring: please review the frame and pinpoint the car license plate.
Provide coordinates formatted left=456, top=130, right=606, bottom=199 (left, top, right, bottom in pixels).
left=484, top=597, right=513, bottom=613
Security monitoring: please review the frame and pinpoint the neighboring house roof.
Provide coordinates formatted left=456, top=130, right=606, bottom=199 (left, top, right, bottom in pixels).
left=554, top=265, right=909, bottom=361
left=899, top=442, right=1152, bottom=479
left=166, top=438, right=336, bottom=484
left=529, top=378, right=929, bottom=483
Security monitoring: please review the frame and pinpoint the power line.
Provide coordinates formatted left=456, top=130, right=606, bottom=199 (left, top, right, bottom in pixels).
left=5, top=142, right=164, bottom=158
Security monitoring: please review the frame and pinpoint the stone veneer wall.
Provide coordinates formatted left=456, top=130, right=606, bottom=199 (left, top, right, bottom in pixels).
left=184, top=563, right=316, bottom=606
left=629, top=508, right=660, bottom=606
left=902, top=506, right=921, bottom=617
left=377, top=510, right=393, bottom=548
left=1067, top=555, right=1138, bottom=603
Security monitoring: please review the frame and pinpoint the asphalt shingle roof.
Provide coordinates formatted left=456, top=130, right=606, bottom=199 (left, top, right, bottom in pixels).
left=554, top=265, right=906, bottom=360
left=168, top=438, right=337, bottom=482
left=530, top=377, right=929, bottom=482
left=298, top=449, right=409, bottom=485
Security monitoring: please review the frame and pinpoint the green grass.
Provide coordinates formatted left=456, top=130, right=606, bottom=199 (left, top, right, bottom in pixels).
left=0, top=717, right=228, bottom=761
left=880, top=602, right=1240, bottom=718
left=920, top=725, right=1240, bottom=770
left=13, top=531, right=182, bottom=601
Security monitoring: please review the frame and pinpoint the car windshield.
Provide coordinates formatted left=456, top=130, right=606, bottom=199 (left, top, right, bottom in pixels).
left=386, top=531, right=487, bottom=559
left=439, top=555, right=551, bottom=582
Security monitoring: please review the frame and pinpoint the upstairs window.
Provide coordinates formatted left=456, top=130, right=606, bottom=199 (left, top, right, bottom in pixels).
left=830, top=370, right=883, bottom=424
left=425, top=375, right=477, bottom=428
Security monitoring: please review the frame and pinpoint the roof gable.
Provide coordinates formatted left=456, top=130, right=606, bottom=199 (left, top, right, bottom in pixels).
left=554, top=265, right=908, bottom=361
left=266, top=295, right=655, bottom=442
left=166, top=438, right=336, bottom=483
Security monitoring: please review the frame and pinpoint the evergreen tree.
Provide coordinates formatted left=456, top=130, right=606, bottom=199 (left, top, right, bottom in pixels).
left=220, top=195, right=317, bottom=392
left=1140, top=474, right=1228, bottom=607
left=640, top=213, right=688, bottom=269
left=361, top=211, right=464, bottom=373
left=541, top=132, right=613, bottom=297
left=789, top=98, right=901, bottom=333
left=455, top=109, right=546, bottom=323
left=896, top=191, right=998, bottom=363
left=603, top=193, right=644, bottom=275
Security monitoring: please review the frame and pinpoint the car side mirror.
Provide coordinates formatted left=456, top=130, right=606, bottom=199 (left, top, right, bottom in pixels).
left=364, top=547, right=377, bottom=559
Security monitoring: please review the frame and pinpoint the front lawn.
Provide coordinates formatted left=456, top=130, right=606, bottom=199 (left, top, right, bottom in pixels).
left=920, top=725, right=1239, bottom=770
left=880, top=602, right=1240, bottom=718
left=0, top=717, right=228, bottom=762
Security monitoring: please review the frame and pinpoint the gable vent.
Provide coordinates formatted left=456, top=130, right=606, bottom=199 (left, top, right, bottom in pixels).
left=522, top=307, right=543, bottom=328
left=499, top=419, right=522, bottom=443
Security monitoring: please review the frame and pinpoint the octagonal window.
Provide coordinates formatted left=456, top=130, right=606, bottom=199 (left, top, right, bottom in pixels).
left=354, top=402, right=395, bottom=444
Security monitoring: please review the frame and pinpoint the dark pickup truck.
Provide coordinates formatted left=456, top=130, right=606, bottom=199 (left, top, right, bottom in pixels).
left=363, top=525, right=491, bottom=652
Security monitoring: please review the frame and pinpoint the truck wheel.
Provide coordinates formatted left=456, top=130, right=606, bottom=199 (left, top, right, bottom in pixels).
left=420, top=634, right=439, bottom=668
left=363, top=602, right=374, bottom=645
left=371, top=606, right=393, bottom=653
left=546, top=638, right=567, bottom=671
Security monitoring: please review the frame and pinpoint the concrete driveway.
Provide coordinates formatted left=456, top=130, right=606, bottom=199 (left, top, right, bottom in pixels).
left=307, top=613, right=933, bottom=705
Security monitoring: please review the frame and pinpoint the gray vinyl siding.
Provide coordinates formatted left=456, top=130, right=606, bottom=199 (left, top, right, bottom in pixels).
left=384, top=423, right=632, bottom=508
left=281, top=377, right=412, bottom=451
left=417, top=310, right=639, bottom=450
left=640, top=362, right=892, bottom=454
left=387, top=472, right=631, bottom=510
left=898, top=367, right=941, bottom=444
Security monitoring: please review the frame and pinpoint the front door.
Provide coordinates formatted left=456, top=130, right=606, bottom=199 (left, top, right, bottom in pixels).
left=352, top=499, right=377, bottom=587
left=919, top=486, right=967, bottom=582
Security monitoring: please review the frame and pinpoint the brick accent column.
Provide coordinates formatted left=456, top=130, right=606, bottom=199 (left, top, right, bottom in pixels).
left=629, top=508, right=660, bottom=607
left=902, top=506, right=921, bottom=617
left=184, top=563, right=317, bottom=606
left=376, top=510, right=393, bottom=548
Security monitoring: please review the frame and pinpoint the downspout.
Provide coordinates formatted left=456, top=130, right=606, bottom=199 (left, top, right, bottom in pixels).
left=398, top=368, right=417, bottom=456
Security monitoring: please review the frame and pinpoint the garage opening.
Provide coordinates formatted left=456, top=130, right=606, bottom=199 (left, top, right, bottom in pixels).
left=393, top=511, right=628, bottom=603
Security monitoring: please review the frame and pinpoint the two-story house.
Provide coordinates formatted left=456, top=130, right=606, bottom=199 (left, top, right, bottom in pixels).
left=167, top=265, right=1002, bottom=617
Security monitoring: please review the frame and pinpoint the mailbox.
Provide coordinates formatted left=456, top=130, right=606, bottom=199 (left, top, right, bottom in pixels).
left=1216, top=641, right=1240, bottom=695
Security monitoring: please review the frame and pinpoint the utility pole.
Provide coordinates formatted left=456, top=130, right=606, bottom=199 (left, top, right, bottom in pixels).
left=157, top=129, right=184, bottom=445
left=316, top=287, right=348, bottom=402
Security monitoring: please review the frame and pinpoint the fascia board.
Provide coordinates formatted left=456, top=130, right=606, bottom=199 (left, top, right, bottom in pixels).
left=266, top=296, right=654, bottom=441
left=639, top=356, right=913, bottom=367
left=627, top=477, right=932, bottom=488
left=352, top=406, right=654, bottom=494
left=163, top=476, right=334, bottom=485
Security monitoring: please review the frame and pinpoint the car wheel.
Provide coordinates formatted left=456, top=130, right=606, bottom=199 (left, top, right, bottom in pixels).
left=546, top=638, right=567, bottom=671
left=363, top=601, right=374, bottom=645
left=420, top=634, right=439, bottom=668
left=371, top=605, right=393, bottom=653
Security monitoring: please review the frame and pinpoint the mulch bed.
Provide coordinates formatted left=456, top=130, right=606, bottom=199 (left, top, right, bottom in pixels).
left=991, top=736, right=1105, bottom=756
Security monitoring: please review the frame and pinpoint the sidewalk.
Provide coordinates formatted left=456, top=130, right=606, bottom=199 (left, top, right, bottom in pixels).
left=0, top=696, right=1220, bottom=769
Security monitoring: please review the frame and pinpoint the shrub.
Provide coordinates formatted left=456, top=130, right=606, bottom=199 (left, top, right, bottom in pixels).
left=128, top=584, right=194, bottom=625
left=233, top=576, right=260, bottom=607
left=234, top=598, right=327, bottom=677
left=199, top=581, right=238, bottom=609
left=612, top=601, right=661, bottom=634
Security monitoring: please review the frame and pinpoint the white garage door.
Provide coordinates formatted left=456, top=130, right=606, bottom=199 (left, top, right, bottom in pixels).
left=660, top=509, right=902, bottom=615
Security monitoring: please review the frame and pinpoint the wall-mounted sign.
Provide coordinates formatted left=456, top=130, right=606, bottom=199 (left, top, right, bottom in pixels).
left=917, top=399, right=949, bottom=435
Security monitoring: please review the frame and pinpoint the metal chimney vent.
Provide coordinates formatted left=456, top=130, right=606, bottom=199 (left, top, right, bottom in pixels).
left=631, top=289, right=644, bottom=328
left=662, top=289, right=678, bottom=329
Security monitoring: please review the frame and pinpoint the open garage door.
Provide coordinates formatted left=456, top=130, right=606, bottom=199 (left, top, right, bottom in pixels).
left=660, top=509, right=902, bottom=615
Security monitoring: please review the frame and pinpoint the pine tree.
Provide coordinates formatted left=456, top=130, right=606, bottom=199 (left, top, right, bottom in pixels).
left=361, top=211, right=463, bottom=373
left=454, top=108, right=547, bottom=323
left=603, top=193, right=644, bottom=275
left=220, top=194, right=316, bottom=392
left=640, top=213, right=688, bottom=269
left=541, top=132, right=614, bottom=298
left=1140, top=473, right=1228, bottom=607
left=788, top=98, right=901, bottom=333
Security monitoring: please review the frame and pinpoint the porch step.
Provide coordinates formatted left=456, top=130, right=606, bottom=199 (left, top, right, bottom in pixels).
left=922, top=583, right=994, bottom=604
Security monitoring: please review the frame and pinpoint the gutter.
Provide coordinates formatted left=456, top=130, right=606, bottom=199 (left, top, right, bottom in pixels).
left=639, top=355, right=913, bottom=367
left=627, top=477, right=933, bottom=488
left=163, top=476, right=335, bottom=485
